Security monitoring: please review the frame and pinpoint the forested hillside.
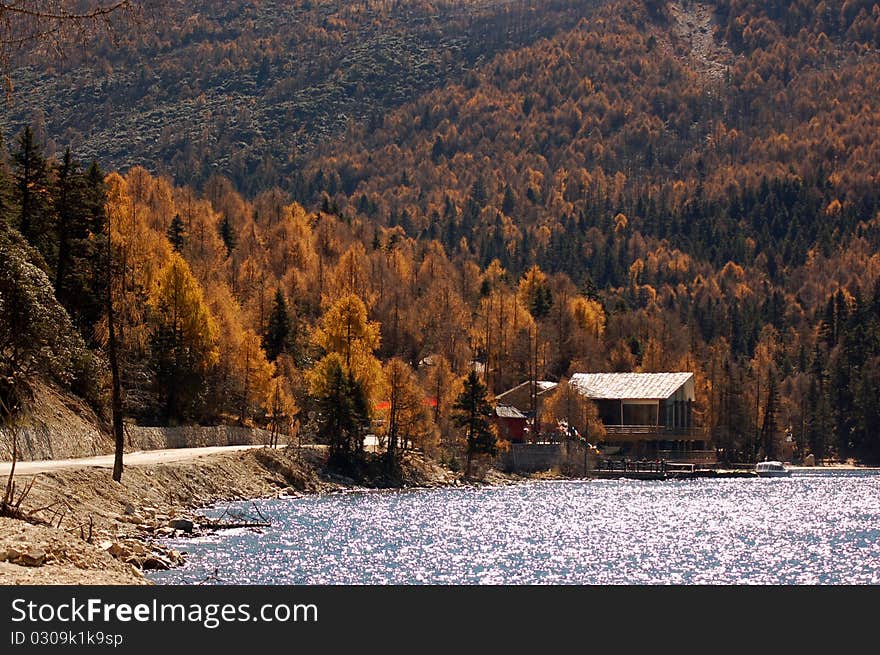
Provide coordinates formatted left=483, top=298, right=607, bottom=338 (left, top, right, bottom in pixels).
left=1, top=0, right=596, bottom=195
left=2, top=0, right=880, bottom=464
left=299, top=0, right=880, bottom=461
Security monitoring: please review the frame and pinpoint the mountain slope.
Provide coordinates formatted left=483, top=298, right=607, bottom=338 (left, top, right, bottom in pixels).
left=1, top=0, right=599, bottom=195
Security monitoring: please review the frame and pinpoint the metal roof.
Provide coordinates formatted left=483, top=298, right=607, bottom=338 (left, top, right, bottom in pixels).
left=569, top=372, right=693, bottom=400
left=495, top=380, right=558, bottom=401
left=495, top=404, right=527, bottom=419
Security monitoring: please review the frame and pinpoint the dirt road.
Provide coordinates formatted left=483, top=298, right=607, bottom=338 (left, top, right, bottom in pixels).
left=0, top=444, right=264, bottom=476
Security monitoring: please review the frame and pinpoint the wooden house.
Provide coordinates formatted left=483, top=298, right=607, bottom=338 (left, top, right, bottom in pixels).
left=569, top=372, right=712, bottom=463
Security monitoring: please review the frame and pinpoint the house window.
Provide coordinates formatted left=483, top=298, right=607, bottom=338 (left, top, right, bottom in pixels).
left=622, top=402, right=658, bottom=426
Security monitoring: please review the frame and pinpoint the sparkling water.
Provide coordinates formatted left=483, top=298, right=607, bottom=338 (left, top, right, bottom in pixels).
left=148, top=470, right=880, bottom=585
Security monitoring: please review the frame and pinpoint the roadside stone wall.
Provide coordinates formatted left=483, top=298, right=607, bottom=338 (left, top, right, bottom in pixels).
left=125, top=425, right=279, bottom=450
left=499, top=443, right=563, bottom=473
left=1, top=420, right=281, bottom=462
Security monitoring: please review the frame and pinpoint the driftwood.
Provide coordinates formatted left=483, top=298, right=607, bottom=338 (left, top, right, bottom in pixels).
left=201, top=502, right=271, bottom=530
left=201, top=521, right=271, bottom=530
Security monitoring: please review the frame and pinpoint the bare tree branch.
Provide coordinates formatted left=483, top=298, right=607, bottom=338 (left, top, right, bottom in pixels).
left=0, top=1, right=144, bottom=76
left=0, top=1, right=132, bottom=21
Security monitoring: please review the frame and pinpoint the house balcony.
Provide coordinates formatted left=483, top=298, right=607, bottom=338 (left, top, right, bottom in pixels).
left=601, top=425, right=708, bottom=442
left=600, top=425, right=714, bottom=464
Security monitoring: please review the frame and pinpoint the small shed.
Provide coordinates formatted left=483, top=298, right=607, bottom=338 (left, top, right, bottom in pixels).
left=495, top=404, right=527, bottom=443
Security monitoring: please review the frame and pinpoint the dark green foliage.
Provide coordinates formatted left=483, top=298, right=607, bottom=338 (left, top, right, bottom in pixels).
left=52, top=155, right=109, bottom=344
left=150, top=322, right=205, bottom=425
left=453, top=371, right=498, bottom=473
left=715, top=359, right=752, bottom=463
left=166, top=213, right=186, bottom=251
left=804, top=372, right=830, bottom=461
left=808, top=287, right=880, bottom=463
left=852, top=359, right=880, bottom=457
left=263, top=288, right=292, bottom=362
left=0, top=226, right=99, bottom=414
left=219, top=214, right=236, bottom=256
left=53, top=148, right=85, bottom=301
left=13, top=127, right=54, bottom=267
left=463, top=178, right=487, bottom=235
left=315, top=359, right=370, bottom=463
left=81, top=161, right=111, bottom=341
left=501, top=184, right=515, bottom=215
left=759, top=370, right=779, bottom=460
left=431, top=136, right=445, bottom=163
left=530, top=285, right=553, bottom=319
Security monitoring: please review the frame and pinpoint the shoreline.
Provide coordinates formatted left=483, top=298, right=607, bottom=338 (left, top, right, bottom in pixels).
left=786, top=464, right=880, bottom=471
left=0, top=445, right=517, bottom=585
left=2, top=449, right=875, bottom=586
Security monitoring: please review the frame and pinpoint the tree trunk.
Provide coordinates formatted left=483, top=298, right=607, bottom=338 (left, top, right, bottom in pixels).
left=107, top=238, right=124, bottom=483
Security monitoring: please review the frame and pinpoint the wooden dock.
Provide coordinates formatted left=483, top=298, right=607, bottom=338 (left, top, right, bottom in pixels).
left=592, top=460, right=757, bottom=480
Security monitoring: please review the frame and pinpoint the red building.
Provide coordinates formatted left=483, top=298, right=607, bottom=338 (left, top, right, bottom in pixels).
left=495, top=405, right=527, bottom=443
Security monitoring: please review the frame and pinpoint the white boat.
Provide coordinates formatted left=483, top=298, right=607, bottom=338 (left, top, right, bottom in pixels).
left=755, top=460, right=791, bottom=477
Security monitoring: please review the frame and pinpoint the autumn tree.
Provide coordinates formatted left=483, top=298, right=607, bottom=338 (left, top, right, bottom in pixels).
left=566, top=295, right=606, bottom=372
left=311, top=292, right=382, bottom=400
left=518, top=265, right=553, bottom=319
left=424, top=354, right=463, bottom=457
left=543, top=378, right=606, bottom=443
left=233, top=328, right=274, bottom=426
left=150, top=252, right=219, bottom=423
left=265, top=376, right=297, bottom=448
left=381, top=358, right=430, bottom=471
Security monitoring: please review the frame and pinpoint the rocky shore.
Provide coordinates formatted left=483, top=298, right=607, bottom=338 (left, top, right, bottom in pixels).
left=0, top=445, right=477, bottom=585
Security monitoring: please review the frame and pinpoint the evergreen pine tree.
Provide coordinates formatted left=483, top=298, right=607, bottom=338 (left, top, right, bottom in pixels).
left=530, top=285, right=553, bottom=319
left=315, top=360, right=370, bottom=464
left=80, top=161, right=110, bottom=346
left=829, top=352, right=853, bottom=458
left=431, top=135, right=445, bottom=163
left=805, top=376, right=825, bottom=461
left=263, top=288, right=292, bottom=362
left=347, top=371, right=369, bottom=455
left=453, top=370, right=497, bottom=476
left=167, top=213, right=186, bottom=251
left=316, top=358, right=354, bottom=458
left=52, top=147, right=87, bottom=311
left=13, top=126, right=54, bottom=265
left=219, top=214, right=236, bottom=256
left=501, top=183, right=515, bottom=215
left=759, top=369, right=779, bottom=459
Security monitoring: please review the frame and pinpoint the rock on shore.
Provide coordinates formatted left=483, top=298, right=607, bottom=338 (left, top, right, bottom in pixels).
left=0, top=517, right=147, bottom=584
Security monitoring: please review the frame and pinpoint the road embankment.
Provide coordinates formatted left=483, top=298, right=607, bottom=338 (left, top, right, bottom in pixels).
left=1, top=445, right=461, bottom=585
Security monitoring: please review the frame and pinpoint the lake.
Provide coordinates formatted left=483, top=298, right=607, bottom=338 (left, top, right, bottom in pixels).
left=147, top=469, right=880, bottom=585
